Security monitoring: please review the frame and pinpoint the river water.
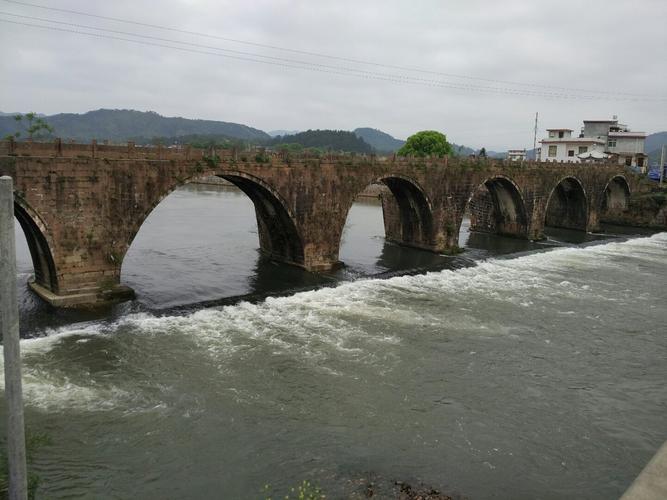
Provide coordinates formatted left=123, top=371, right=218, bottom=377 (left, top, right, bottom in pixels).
left=2, top=184, right=666, bottom=499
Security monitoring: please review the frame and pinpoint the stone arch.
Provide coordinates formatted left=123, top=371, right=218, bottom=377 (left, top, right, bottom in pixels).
left=348, top=175, right=434, bottom=250
left=123, top=171, right=304, bottom=273
left=218, top=171, right=304, bottom=265
left=545, top=176, right=588, bottom=231
left=465, top=176, right=528, bottom=238
left=601, top=175, right=630, bottom=215
left=13, top=195, right=59, bottom=292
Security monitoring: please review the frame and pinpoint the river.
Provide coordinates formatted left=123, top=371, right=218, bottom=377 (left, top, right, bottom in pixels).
left=2, top=183, right=666, bottom=499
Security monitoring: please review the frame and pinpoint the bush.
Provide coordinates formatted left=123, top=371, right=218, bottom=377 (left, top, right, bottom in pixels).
left=397, top=130, right=452, bottom=158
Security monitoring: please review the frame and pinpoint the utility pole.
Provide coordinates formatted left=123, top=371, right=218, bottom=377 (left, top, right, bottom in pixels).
left=660, top=145, right=666, bottom=186
left=533, top=112, right=539, bottom=160
left=0, top=176, right=28, bottom=500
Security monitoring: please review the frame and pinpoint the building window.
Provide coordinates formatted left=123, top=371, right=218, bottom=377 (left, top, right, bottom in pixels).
left=548, top=145, right=557, bottom=157
left=578, top=146, right=588, bottom=154
left=638, top=157, right=645, bottom=167
left=568, top=150, right=574, bottom=157
left=608, top=139, right=616, bottom=147
left=558, top=131, right=564, bottom=138
left=625, top=156, right=632, bottom=166
left=549, top=131, right=556, bottom=138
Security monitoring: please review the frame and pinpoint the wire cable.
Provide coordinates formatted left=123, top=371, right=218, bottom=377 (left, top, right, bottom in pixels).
left=3, top=17, right=664, bottom=102
left=1, top=0, right=661, bottom=99
left=3, top=11, right=648, bottom=101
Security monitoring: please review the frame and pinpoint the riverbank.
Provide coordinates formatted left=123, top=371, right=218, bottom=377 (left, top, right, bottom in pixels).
left=602, top=185, right=667, bottom=230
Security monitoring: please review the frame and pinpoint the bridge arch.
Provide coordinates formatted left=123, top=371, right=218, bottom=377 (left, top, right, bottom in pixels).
left=347, top=175, right=435, bottom=251
left=464, top=176, right=528, bottom=238
left=13, top=195, right=59, bottom=292
left=600, top=175, right=630, bottom=215
left=217, top=171, right=304, bottom=265
left=545, top=176, right=588, bottom=231
left=125, top=171, right=304, bottom=273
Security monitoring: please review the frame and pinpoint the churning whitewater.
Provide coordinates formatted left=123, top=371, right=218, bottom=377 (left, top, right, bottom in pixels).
left=1, top=231, right=666, bottom=499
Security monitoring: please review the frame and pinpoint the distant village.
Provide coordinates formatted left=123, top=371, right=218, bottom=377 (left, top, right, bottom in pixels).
left=507, top=116, right=651, bottom=173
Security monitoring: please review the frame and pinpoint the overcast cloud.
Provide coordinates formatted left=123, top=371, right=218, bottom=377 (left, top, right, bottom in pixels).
left=1, top=0, right=666, bottom=150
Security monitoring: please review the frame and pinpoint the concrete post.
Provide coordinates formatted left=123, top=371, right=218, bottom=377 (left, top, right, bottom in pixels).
left=0, top=176, right=28, bottom=500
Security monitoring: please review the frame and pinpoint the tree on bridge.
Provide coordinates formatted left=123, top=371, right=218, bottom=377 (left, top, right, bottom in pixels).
left=5, top=112, right=54, bottom=141
left=397, top=130, right=452, bottom=158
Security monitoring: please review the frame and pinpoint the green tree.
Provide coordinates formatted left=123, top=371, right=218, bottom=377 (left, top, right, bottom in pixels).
left=7, top=112, right=54, bottom=140
left=397, top=130, right=452, bottom=158
left=479, top=147, right=487, bottom=158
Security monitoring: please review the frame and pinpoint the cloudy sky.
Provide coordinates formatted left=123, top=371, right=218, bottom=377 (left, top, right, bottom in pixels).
left=1, top=0, right=666, bottom=150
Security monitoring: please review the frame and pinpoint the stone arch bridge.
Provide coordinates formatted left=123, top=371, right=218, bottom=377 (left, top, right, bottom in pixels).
left=0, top=140, right=638, bottom=307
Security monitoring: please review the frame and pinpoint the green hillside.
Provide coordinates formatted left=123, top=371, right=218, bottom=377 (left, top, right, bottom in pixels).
left=270, top=130, right=373, bottom=153
left=353, top=127, right=404, bottom=152
left=0, top=109, right=269, bottom=142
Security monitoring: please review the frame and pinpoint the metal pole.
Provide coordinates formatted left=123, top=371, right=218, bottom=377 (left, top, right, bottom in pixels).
left=533, top=112, right=538, bottom=160
left=0, top=176, right=28, bottom=500
left=660, top=145, right=666, bottom=186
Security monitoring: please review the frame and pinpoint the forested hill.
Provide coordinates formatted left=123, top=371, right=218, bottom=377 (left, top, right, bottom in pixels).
left=353, top=127, right=496, bottom=157
left=0, top=109, right=270, bottom=142
left=270, top=130, right=374, bottom=153
left=646, top=131, right=667, bottom=164
left=353, top=127, right=405, bottom=153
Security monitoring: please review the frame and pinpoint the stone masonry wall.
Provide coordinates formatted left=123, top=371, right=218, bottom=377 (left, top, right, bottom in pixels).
left=0, top=139, right=643, bottom=306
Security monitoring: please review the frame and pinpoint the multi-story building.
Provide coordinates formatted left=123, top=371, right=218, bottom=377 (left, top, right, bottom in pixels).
left=583, top=118, right=647, bottom=169
left=539, top=117, right=647, bottom=170
left=539, top=128, right=606, bottom=162
left=507, top=148, right=527, bottom=161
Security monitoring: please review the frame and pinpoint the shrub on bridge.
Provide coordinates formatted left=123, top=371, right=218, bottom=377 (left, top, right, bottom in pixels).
left=397, top=130, right=452, bottom=158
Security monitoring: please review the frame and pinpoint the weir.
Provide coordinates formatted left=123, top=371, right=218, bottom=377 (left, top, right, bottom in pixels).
left=0, top=139, right=640, bottom=307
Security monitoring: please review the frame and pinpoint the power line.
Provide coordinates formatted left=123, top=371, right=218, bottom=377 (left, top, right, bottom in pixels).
left=3, top=11, right=646, bottom=101
left=0, top=17, right=536, bottom=97
left=4, top=17, right=664, bottom=103
left=1, top=0, right=662, bottom=99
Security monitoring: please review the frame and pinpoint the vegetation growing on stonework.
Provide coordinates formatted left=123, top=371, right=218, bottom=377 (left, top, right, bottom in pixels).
left=4, top=112, right=54, bottom=141
left=397, top=130, right=452, bottom=158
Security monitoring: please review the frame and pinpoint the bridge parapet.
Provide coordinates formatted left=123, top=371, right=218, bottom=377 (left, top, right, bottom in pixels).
left=1, top=138, right=207, bottom=161
left=0, top=139, right=638, bottom=171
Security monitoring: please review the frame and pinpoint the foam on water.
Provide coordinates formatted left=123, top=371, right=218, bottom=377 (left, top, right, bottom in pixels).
left=1, top=232, right=665, bottom=412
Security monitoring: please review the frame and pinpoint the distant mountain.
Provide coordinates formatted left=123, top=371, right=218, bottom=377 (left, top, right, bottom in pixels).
left=646, top=131, right=667, bottom=165
left=645, top=131, right=667, bottom=153
left=353, top=128, right=404, bottom=153
left=0, top=109, right=269, bottom=142
left=267, top=129, right=300, bottom=137
left=352, top=128, right=495, bottom=158
left=451, top=143, right=475, bottom=157
left=270, top=129, right=374, bottom=153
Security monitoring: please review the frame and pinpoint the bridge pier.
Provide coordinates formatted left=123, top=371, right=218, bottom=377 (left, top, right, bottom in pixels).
left=28, top=279, right=134, bottom=308
left=380, top=193, right=455, bottom=254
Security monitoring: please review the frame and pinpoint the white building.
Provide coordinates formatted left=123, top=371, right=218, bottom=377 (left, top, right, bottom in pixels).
left=507, top=149, right=527, bottom=161
left=583, top=119, right=647, bottom=169
left=539, top=128, right=605, bottom=162
left=539, top=117, right=647, bottom=170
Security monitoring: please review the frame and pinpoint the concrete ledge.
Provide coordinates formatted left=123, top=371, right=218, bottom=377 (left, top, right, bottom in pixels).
left=29, top=280, right=135, bottom=308
left=621, top=441, right=667, bottom=500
